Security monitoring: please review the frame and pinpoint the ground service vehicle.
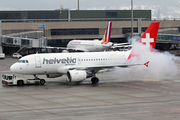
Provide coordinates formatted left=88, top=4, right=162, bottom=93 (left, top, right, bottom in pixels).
left=12, top=53, right=22, bottom=59
left=2, top=74, right=46, bottom=86
left=0, top=53, right=5, bottom=59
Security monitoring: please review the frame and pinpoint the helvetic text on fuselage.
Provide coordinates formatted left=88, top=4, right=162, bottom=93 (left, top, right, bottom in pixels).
left=43, top=57, right=77, bottom=65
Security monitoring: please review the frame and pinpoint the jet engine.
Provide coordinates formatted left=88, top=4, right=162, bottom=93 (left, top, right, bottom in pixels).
left=67, top=70, right=87, bottom=82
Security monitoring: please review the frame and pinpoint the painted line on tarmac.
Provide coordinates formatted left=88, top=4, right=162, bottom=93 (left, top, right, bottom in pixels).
left=33, top=109, right=167, bottom=120
left=139, top=79, right=159, bottom=82
left=0, top=66, right=6, bottom=70
left=0, top=70, right=11, bottom=73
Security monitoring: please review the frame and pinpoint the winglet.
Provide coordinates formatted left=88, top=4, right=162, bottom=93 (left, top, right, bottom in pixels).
left=144, top=61, right=150, bottom=67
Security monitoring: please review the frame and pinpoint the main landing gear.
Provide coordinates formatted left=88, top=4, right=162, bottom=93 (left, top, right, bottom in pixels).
left=33, top=75, right=46, bottom=85
left=91, top=77, right=99, bottom=84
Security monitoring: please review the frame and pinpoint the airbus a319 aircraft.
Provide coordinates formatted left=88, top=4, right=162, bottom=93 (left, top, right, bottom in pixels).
left=10, top=22, right=160, bottom=84
left=64, top=21, right=113, bottom=52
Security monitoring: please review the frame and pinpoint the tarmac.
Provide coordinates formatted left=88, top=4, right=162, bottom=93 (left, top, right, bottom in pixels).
left=0, top=56, right=180, bottom=120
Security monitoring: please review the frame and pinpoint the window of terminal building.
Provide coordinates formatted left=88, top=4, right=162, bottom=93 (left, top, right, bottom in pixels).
left=106, top=12, right=117, bottom=18
left=142, top=27, right=148, bottom=32
left=47, top=39, right=72, bottom=47
left=122, top=27, right=148, bottom=34
left=122, top=28, right=138, bottom=34
left=51, top=28, right=99, bottom=36
left=28, top=12, right=59, bottom=19
left=178, top=27, right=180, bottom=33
left=0, top=13, right=21, bottom=19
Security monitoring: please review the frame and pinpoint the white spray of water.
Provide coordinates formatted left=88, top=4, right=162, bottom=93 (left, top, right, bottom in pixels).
left=128, top=36, right=140, bottom=45
left=114, top=36, right=180, bottom=81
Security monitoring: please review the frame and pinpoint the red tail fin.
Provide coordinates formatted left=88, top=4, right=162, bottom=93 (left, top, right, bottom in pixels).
left=101, top=21, right=112, bottom=44
left=128, top=22, right=160, bottom=60
left=138, top=22, right=160, bottom=51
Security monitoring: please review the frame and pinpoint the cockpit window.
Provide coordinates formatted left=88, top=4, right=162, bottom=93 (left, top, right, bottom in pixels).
left=17, top=60, right=29, bottom=63
left=17, top=60, right=22, bottom=63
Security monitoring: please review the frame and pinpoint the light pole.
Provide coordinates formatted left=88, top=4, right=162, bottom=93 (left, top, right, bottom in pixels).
left=78, top=0, right=79, bottom=10
left=131, top=0, right=133, bottom=38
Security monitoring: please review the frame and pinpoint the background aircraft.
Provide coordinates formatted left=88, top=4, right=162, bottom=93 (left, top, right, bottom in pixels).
left=62, top=21, right=113, bottom=52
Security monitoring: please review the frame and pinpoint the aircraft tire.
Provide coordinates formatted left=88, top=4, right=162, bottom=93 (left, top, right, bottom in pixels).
left=91, top=77, right=99, bottom=84
left=40, top=79, right=45, bottom=85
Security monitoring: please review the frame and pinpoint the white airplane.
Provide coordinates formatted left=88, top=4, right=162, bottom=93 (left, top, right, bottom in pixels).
left=65, top=21, right=113, bottom=52
left=10, top=22, right=160, bottom=84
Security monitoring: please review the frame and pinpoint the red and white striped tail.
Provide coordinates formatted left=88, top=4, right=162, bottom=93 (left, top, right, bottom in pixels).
left=101, top=21, right=112, bottom=44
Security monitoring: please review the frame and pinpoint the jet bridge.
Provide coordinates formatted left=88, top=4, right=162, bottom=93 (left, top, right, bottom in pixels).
left=157, top=34, right=180, bottom=43
left=0, top=31, right=47, bottom=55
left=156, top=33, right=180, bottom=50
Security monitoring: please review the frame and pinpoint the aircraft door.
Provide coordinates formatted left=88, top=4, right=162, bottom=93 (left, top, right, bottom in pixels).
left=78, top=58, right=81, bottom=64
left=35, top=56, right=41, bottom=68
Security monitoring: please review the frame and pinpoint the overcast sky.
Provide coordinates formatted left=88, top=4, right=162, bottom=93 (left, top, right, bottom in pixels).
left=1, top=0, right=180, bottom=19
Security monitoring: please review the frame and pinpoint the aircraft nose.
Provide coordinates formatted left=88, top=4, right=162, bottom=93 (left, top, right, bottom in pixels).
left=10, top=64, right=17, bottom=73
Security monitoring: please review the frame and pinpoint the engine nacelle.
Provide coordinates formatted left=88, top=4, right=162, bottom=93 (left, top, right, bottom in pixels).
left=67, top=70, right=87, bottom=82
left=46, top=74, right=63, bottom=78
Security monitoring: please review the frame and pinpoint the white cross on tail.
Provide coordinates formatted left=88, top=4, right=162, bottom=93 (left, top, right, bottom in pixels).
left=141, top=33, right=154, bottom=48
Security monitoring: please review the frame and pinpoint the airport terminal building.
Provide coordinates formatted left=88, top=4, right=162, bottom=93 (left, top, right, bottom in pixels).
left=0, top=9, right=180, bottom=55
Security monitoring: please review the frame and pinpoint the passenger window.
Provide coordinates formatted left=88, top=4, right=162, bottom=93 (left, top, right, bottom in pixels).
left=22, top=60, right=25, bottom=63
left=26, top=60, right=29, bottom=63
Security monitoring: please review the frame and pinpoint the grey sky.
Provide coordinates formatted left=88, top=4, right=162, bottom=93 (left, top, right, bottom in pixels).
left=0, top=0, right=180, bottom=19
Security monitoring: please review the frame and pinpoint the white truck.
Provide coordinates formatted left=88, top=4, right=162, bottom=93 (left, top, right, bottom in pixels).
left=2, top=74, right=46, bottom=86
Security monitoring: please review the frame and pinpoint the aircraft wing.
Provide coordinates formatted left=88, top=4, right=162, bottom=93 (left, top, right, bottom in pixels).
left=68, top=61, right=149, bottom=70
left=60, top=47, right=89, bottom=52
left=113, top=43, right=129, bottom=46
left=46, top=46, right=89, bottom=52
left=56, top=61, right=149, bottom=74
left=67, top=48, right=89, bottom=52
left=111, top=45, right=134, bottom=48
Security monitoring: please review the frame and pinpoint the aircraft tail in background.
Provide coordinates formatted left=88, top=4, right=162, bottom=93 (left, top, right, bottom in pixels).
left=101, top=21, right=112, bottom=44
